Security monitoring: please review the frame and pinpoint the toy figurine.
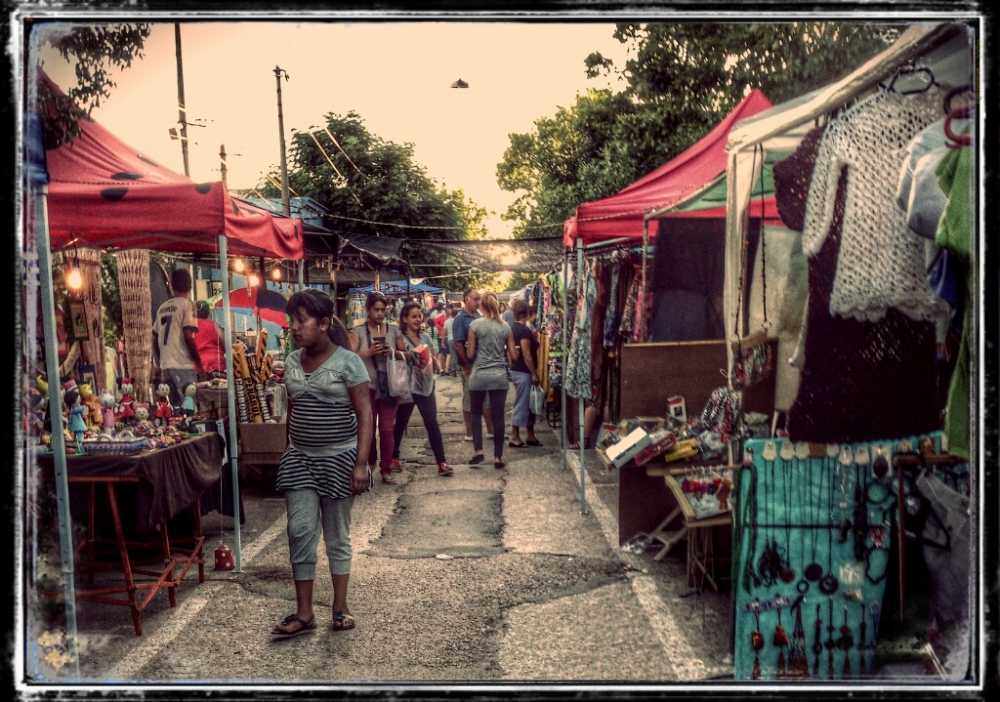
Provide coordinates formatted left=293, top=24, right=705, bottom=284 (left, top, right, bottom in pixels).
left=79, top=382, right=102, bottom=431
left=133, top=402, right=152, bottom=431
left=154, top=382, right=173, bottom=426
left=65, top=387, right=87, bottom=451
left=182, top=383, right=197, bottom=418
left=117, top=377, right=136, bottom=422
left=99, top=390, right=117, bottom=434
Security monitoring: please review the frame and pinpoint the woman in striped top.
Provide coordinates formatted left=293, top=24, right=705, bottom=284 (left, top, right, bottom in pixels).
left=271, top=289, right=373, bottom=638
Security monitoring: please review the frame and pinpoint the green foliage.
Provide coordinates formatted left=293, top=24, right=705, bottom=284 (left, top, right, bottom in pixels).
left=501, top=22, right=897, bottom=236
left=100, top=254, right=122, bottom=348
left=36, top=23, right=151, bottom=147
left=258, top=111, right=498, bottom=290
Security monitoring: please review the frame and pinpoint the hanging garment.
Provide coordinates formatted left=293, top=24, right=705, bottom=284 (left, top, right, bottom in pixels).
left=802, top=87, right=946, bottom=323
left=564, top=262, right=596, bottom=401
left=603, top=259, right=622, bottom=348
left=774, top=125, right=940, bottom=444
left=895, top=119, right=951, bottom=240
left=935, top=142, right=973, bottom=459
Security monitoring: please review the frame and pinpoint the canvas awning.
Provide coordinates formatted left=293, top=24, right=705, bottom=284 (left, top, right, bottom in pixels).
left=563, top=89, right=774, bottom=247
left=40, top=71, right=303, bottom=260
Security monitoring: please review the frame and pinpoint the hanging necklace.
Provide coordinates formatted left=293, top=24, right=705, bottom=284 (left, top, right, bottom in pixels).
left=774, top=605, right=789, bottom=678
left=779, top=441, right=796, bottom=583
left=853, top=446, right=871, bottom=561
left=789, top=600, right=809, bottom=679
left=751, top=606, right=765, bottom=680
left=825, top=597, right=837, bottom=680
left=857, top=601, right=868, bottom=678
left=838, top=605, right=854, bottom=679
left=812, top=603, right=823, bottom=679
left=759, top=441, right=780, bottom=587
left=806, top=446, right=835, bottom=581
left=819, top=452, right=840, bottom=595
left=837, top=445, right=854, bottom=543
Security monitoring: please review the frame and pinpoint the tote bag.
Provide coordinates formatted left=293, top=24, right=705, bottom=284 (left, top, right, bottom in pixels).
left=386, top=355, right=411, bottom=398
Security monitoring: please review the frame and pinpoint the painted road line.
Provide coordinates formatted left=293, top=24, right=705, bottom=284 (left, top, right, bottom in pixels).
left=567, top=452, right=705, bottom=682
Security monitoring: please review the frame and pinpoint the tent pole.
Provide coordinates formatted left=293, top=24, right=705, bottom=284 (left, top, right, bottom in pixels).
left=35, top=183, right=81, bottom=679
left=640, top=219, right=649, bottom=342
left=219, top=235, right=243, bottom=571
left=561, top=249, right=568, bottom=473
left=576, top=237, right=586, bottom=514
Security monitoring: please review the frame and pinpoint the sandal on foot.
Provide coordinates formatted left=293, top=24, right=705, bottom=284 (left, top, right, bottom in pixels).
left=438, top=462, right=454, bottom=476
left=508, top=441, right=528, bottom=448
left=389, top=459, right=403, bottom=473
left=380, top=473, right=397, bottom=485
left=526, top=439, right=543, bottom=447
left=272, top=613, right=316, bottom=638
left=567, top=442, right=580, bottom=450
left=469, top=455, right=485, bottom=466
left=332, top=610, right=356, bottom=632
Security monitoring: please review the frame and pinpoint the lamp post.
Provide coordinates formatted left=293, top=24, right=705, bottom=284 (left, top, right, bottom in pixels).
left=175, top=24, right=190, bottom=177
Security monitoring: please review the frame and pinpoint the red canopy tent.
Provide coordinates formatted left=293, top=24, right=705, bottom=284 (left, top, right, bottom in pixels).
left=563, top=88, right=779, bottom=248
left=41, top=72, right=303, bottom=260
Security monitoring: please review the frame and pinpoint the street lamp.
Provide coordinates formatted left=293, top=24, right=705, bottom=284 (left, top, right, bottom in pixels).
left=450, top=78, right=469, bottom=89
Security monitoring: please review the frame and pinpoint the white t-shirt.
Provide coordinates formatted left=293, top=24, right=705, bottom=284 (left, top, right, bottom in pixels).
left=153, top=296, right=198, bottom=370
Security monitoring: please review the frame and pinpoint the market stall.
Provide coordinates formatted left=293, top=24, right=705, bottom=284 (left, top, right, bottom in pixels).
left=722, top=22, right=977, bottom=680
left=25, top=69, right=304, bottom=650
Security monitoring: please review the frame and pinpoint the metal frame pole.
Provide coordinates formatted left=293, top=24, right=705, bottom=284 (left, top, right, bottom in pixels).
left=576, top=237, right=586, bottom=514
left=35, top=184, right=81, bottom=678
left=219, top=235, right=243, bottom=571
left=561, top=250, right=568, bottom=473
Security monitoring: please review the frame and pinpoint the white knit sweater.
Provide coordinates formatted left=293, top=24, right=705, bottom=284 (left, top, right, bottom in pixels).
left=802, top=86, right=946, bottom=323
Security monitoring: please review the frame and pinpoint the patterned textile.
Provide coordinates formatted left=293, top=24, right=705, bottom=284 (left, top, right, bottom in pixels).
left=775, top=125, right=940, bottom=444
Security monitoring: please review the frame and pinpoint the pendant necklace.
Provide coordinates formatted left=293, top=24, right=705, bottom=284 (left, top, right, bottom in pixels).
left=838, top=605, right=854, bottom=679
left=790, top=600, right=809, bottom=679
left=853, top=446, right=871, bottom=562
left=812, top=603, right=823, bottom=678
left=819, top=458, right=840, bottom=596
left=751, top=607, right=764, bottom=680
left=774, top=605, right=789, bottom=678
left=825, top=596, right=837, bottom=680
left=837, top=445, right=854, bottom=543
left=759, top=441, right=780, bottom=586
left=857, top=601, right=868, bottom=678
left=805, top=446, right=835, bottom=582
left=779, top=441, right=796, bottom=583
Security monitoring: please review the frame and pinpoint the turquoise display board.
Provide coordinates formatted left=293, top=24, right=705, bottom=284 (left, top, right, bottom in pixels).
left=732, top=432, right=947, bottom=681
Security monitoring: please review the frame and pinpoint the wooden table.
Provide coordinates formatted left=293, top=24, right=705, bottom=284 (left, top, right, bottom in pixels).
left=36, top=434, right=222, bottom=635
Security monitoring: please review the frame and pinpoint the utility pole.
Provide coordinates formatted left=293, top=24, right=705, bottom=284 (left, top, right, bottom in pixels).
left=220, top=144, right=228, bottom=190
left=273, top=66, right=291, bottom=217
left=175, top=23, right=190, bottom=177
left=274, top=65, right=304, bottom=288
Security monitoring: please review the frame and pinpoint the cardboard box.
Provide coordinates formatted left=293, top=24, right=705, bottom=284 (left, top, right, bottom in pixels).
left=633, top=429, right=677, bottom=467
left=239, top=420, right=287, bottom=462
left=604, top=427, right=652, bottom=469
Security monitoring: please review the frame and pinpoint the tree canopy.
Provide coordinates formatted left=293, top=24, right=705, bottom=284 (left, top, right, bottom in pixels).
left=255, top=111, right=496, bottom=290
left=36, top=23, right=151, bottom=147
left=498, top=21, right=897, bottom=237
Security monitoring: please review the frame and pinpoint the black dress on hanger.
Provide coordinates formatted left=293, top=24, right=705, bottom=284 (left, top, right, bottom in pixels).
left=773, top=126, right=940, bottom=444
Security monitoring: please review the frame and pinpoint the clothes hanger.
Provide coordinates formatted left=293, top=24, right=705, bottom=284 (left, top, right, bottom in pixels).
left=884, top=65, right=939, bottom=95
left=944, top=103, right=974, bottom=148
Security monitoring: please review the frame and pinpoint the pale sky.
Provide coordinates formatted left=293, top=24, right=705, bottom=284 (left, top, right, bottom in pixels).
left=35, top=21, right=629, bottom=240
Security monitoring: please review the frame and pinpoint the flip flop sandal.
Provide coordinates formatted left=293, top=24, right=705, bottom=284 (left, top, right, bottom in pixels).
left=380, top=473, right=397, bottom=485
left=508, top=441, right=528, bottom=448
left=526, top=439, right=543, bottom=447
left=332, top=610, right=356, bottom=632
left=272, top=613, right=316, bottom=639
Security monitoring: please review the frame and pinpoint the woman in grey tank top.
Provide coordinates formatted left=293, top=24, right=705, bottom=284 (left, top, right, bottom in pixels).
left=466, top=292, right=517, bottom=469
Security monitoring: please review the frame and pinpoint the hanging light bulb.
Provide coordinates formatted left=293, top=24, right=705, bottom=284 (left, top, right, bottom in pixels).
left=233, top=258, right=246, bottom=273
left=65, top=253, right=83, bottom=291
left=247, top=271, right=260, bottom=288
left=271, top=266, right=282, bottom=281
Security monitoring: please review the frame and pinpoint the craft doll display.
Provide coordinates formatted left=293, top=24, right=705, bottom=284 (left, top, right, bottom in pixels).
left=154, top=382, right=173, bottom=426
left=181, top=383, right=197, bottom=418
left=117, top=377, right=136, bottom=423
left=64, top=387, right=88, bottom=451
left=99, top=390, right=117, bottom=434
left=133, top=402, right=152, bottom=432
left=79, top=382, right=102, bottom=431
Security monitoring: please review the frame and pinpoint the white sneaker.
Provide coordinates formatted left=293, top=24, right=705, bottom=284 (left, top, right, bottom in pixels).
left=463, top=436, right=474, bottom=442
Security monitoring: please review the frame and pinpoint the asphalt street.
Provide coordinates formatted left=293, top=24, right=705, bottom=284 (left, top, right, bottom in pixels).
left=25, top=373, right=734, bottom=687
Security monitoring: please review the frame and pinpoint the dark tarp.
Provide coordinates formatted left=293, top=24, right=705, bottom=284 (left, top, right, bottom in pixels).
left=336, top=231, right=407, bottom=268
left=349, top=279, right=444, bottom=296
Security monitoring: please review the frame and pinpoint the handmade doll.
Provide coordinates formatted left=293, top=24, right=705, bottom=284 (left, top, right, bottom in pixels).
left=99, top=390, right=117, bottom=434
left=65, top=388, right=88, bottom=450
left=117, top=378, right=136, bottom=422
left=133, top=402, right=152, bottom=431
left=154, top=382, right=173, bottom=426
left=79, top=382, right=102, bottom=431
left=181, top=383, right=197, bottom=418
